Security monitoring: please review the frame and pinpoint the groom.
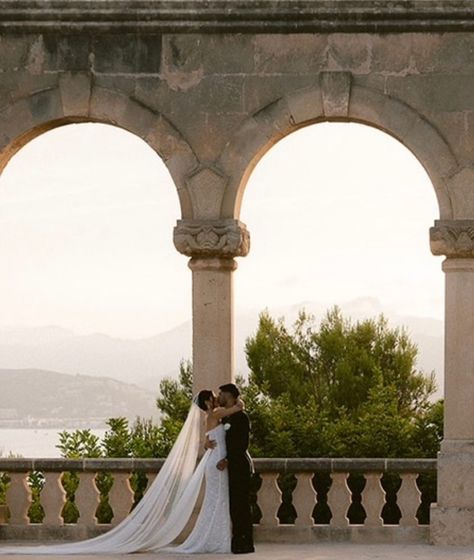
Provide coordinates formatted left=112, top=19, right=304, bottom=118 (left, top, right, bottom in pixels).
left=205, top=383, right=255, bottom=554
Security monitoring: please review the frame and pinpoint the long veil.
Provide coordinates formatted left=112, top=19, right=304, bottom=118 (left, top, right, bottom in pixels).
left=0, top=397, right=209, bottom=554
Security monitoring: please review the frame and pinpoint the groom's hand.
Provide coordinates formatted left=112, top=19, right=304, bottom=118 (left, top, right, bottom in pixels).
left=216, top=458, right=228, bottom=471
left=204, top=437, right=217, bottom=450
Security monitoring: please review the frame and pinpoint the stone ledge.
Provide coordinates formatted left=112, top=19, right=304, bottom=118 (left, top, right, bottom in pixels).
left=0, top=457, right=437, bottom=473
left=0, top=1, right=472, bottom=33
left=255, top=525, right=430, bottom=544
left=0, top=524, right=430, bottom=545
left=0, top=524, right=111, bottom=543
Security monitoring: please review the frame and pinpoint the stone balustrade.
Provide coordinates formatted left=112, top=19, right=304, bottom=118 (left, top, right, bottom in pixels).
left=0, top=457, right=436, bottom=544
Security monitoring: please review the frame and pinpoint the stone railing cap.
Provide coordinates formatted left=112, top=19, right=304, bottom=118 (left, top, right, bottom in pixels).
left=252, top=457, right=436, bottom=473
left=0, top=457, right=435, bottom=473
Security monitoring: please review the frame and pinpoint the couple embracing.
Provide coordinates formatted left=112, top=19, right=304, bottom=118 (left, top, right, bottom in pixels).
left=197, top=383, right=255, bottom=554
left=0, top=383, right=255, bottom=555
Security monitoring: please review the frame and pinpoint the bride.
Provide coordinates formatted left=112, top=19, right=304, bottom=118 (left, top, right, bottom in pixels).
left=0, top=390, right=245, bottom=555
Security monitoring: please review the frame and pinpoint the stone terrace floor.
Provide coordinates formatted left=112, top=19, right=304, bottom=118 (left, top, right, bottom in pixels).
left=3, top=543, right=474, bottom=559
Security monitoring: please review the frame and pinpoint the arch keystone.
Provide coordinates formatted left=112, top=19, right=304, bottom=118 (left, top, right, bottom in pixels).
left=320, top=71, right=352, bottom=117
left=59, top=72, right=92, bottom=117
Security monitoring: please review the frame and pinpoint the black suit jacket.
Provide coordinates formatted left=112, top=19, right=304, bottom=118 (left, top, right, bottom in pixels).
left=222, top=410, right=254, bottom=474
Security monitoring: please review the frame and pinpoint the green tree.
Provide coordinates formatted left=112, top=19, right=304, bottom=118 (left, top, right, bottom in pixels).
left=242, top=305, right=440, bottom=459
left=155, top=359, right=193, bottom=455
left=156, top=359, right=193, bottom=422
left=246, top=306, right=436, bottom=412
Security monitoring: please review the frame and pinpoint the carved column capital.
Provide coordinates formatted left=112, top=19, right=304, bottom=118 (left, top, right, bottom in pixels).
left=430, top=220, right=474, bottom=259
left=173, top=218, right=250, bottom=259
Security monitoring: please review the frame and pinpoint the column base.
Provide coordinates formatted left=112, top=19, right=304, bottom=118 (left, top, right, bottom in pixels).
left=437, top=439, right=474, bottom=508
left=430, top=439, right=474, bottom=545
left=430, top=504, right=474, bottom=545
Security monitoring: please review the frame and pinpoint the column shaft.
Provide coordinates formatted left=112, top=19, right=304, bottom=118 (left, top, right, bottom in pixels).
left=443, top=258, right=474, bottom=440
left=189, top=257, right=237, bottom=393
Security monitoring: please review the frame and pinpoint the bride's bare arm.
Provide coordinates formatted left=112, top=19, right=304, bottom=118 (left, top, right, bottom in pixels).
left=211, top=398, right=245, bottom=420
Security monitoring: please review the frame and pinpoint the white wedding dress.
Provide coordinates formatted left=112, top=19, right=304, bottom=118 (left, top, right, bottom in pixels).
left=164, top=423, right=231, bottom=554
left=0, top=399, right=232, bottom=555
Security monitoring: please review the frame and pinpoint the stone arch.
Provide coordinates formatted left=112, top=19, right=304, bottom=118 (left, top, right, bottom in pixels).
left=218, top=74, right=459, bottom=220
left=0, top=81, right=200, bottom=218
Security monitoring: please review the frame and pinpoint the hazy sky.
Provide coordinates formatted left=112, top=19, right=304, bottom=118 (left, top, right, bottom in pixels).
left=0, top=121, right=444, bottom=338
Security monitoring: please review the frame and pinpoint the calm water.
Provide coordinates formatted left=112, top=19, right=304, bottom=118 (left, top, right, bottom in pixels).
left=0, top=428, right=107, bottom=458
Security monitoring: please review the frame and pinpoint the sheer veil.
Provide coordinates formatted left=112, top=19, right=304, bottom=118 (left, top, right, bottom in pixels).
left=0, top=395, right=209, bottom=554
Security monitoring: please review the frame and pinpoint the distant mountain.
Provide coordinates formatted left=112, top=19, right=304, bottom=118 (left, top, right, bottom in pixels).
left=0, top=297, right=444, bottom=401
left=0, top=368, right=160, bottom=427
left=0, top=322, right=192, bottom=394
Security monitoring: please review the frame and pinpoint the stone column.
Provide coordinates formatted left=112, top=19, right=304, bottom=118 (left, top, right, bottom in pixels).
left=429, top=219, right=474, bottom=545
left=174, top=218, right=250, bottom=394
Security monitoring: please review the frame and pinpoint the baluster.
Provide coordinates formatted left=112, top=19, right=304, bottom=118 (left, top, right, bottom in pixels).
left=361, top=472, right=386, bottom=527
left=109, top=472, right=134, bottom=525
left=398, top=473, right=421, bottom=526
left=257, top=473, right=282, bottom=527
left=293, top=472, right=316, bottom=527
left=6, top=472, right=32, bottom=525
left=41, top=471, right=67, bottom=526
left=144, top=472, right=157, bottom=492
left=75, top=472, right=100, bottom=526
left=327, top=472, right=351, bottom=528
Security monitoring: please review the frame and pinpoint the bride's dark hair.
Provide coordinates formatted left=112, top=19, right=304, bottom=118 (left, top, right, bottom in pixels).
left=197, top=389, right=213, bottom=411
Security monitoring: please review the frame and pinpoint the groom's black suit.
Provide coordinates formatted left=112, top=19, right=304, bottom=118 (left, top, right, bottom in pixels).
left=222, top=410, right=255, bottom=554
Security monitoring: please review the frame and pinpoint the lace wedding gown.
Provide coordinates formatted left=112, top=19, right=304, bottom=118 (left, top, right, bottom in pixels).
left=0, top=402, right=232, bottom=555
left=164, top=423, right=231, bottom=554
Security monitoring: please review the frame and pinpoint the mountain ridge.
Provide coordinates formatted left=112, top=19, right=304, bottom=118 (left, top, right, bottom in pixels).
left=0, top=297, right=444, bottom=399
left=0, top=367, right=160, bottom=427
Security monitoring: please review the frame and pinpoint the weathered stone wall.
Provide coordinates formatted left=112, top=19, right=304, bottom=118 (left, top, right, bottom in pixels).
left=0, top=9, right=472, bottom=222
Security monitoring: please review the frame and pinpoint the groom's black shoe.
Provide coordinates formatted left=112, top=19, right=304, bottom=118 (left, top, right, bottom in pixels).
left=232, top=546, right=255, bottom=554
left=232, top=538, right=255, bottom=554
